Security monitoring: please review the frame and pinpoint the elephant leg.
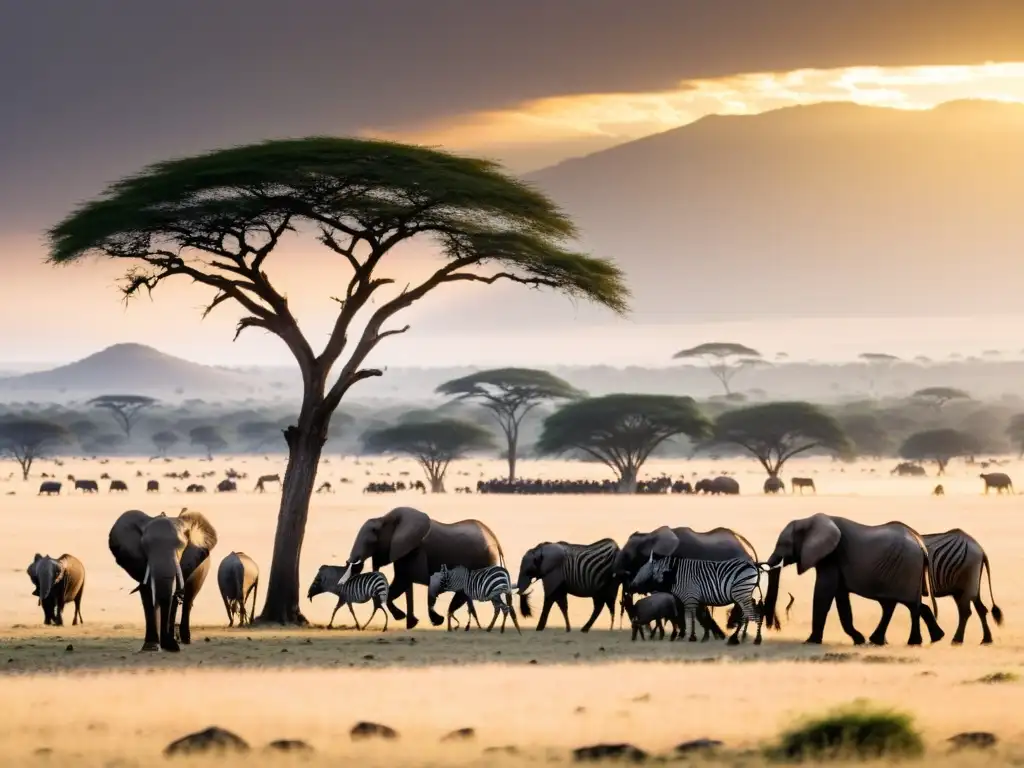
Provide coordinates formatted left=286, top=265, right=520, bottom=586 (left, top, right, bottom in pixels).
left=348, top=603, right=362, bottom=631
left=139, top=589, right=159, bottom=652
left=239, top=599, right=247, bottom=627
left=73, top=593, right=83, bottom=626
left=631, top=623, right=640, bottom=641
left=224, top=597, right=234, bottom=627
left=869, top=600, right=897, bottom=645
left=806, top=565, right=839, bottom=644
left=178, top=597, right=193, bottom=644
left=535, top=589, right=555, bottom=631
left=833, top=587, right=866, bottom=645
left=973, top=596, right=993, bottom=645
left=446, top=592, right=470, bottom=631
left=551, top=592, right=570, bottom=632
left=581, top=596, right=604, bottom=633
left=919, top=601, right=945, bottom=643
left=699, top=606, right=726, bottom=640
left=904, top=598, right=924, bottom=646
left=384, top=577, right=408, bottom=622
left=487, top=600, right=501, bottom=631
left=54, top=602, right=64, bottom=627
left=654, top=618, right=665, bottom=640
left=404, top=582, right=419, bottom=630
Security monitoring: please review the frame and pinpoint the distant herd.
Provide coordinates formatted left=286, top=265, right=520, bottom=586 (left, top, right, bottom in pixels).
left=26, top=501, right=1005, bottom=653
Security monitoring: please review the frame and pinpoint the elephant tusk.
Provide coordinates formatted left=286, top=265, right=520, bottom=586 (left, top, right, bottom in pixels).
left=150, top=576, right=157, bottom=607
left=142, top=565, right=150, bottom=584
left=338, top=560, right=359, bottom=586
left=175, top=560, right=185, bottom=594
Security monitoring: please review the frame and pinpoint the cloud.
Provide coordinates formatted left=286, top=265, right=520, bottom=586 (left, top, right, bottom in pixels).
left=370, top=62, right=1024, bottom=169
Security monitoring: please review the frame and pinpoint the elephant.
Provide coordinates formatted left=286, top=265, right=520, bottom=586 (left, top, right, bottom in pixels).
left=613, top=526, right=763, bottom=637
left=338, top=506, right=505, bottom=629
left=762, top=514, right=942, bottom=646
left=763, top=477, right=785, bottom=494
left=979, top=472, right=1013, bottom=494
left=27, top=554, right=85, bottom=626
left=217, top=551, right=259, bottom=627
left=515, top=539, right=619, bottom=632
left=108, top=509, right=217, bottom=652
left=694, top=476, right=740, bottom=495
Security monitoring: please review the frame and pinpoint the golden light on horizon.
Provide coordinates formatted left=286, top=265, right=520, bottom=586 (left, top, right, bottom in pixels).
left=366, top=62, right=1024, bottom=165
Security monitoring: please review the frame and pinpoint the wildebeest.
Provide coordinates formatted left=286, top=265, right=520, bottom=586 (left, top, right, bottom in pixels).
left=217, top=479, right=237, bottom=493
left=891, top=462, right=926, bottom=477
left=254, top=474, right=281, bottom=492
left=980, top=472, right=1014, bottom=495
left=109, top=480, right=128, bottom=493
left=186, top=483, right=207, bottom=493
left=791, top=477, right=816, bottom=494
left=146, top=480, right=160, bottom=492
left=38, top=481, right=62, bottom=496
left=74, top=479, right=99, bottom=493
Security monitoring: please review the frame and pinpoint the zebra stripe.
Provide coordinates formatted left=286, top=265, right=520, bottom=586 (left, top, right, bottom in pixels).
left=337, top=572, right=389, bottom=606
left=431, top=564, right=521, bottom=634
left=922, top=530, right=970, bottom=596
left=632, top=556, right=764, bottom=644
left=560, top=538, right=618, bottom=595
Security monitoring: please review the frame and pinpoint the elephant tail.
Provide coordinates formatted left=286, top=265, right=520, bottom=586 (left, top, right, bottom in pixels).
left=762, top=566, right=782, bottom=631
left=921, top=547, right=939, bottom=622
left=983, top=553, right=1003, bottom=625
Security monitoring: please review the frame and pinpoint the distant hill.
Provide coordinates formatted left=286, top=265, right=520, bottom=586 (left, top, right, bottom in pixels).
left=0, top=343, right=250, bottom=397
left=527, top=100, right=1024, bottom=323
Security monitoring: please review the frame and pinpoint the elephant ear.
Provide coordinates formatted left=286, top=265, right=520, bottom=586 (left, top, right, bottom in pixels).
left=538, top=544, right=567, bottom=576
left=177, top=509, right=218, bottom=577
left=109, top=510, right=152, bottom=583
left=798, top=515, right=841, bottom=574
left=385, top=507, right=432, bottom=563
left=650, top=526, right=679, bottom=558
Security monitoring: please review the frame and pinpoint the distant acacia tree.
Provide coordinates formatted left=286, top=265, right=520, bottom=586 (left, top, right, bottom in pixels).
left=87, top=433, right=126, bottom=455
left=536, top=394, right=710, bottom=492
left=711, top=402, right=851, bottom=478
left=88, top=395, right=157, bottom=438
left=324, top=412, right=357, bottom=456
left=68, top=419, right=99, bottom=443
left=837, top=412, right=892, bottom=459
left=361, top=418, right=495, bottom=493
left=858, top=352, right=899, bottom=397
left=911, top=386, right=970, bottom=411
left=899, top=428, right=977, bottom=475
left=151, top=430, right=180, bottom=458
left=673, top=342, right=762, bottom=395
left=237, top=421, right=279, bottom=452
left=436, top=368, right=583, bottom=482
left=47, top=137, right=627, bottom=624
left=0, top=420, right=69, bottom=480
left=190, top=426, right=227, bottom=460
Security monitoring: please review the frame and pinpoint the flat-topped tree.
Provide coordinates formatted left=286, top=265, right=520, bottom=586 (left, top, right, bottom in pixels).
left=361, top=418, right=495, bottom=493
left=673, top=342, right=762, bottom=395
left=899, top=428, right=977, bottom=475
left=88, top=395, right=157, bottom=438
left=711, top=402, right=851, bottom=478
left=536, top=394, right=710, bottom=493
left=237, top=420, right=279, bottom=451
left=189, top=425, right=227, bottom=460
left=837, top=412, right=891, bottom=460
left=858, top=353, right=899, bottom=397
left=46, top=137, right=629, bottom=624
left=436, top=368, right=583, bottom=482
left=911, top=387, right=970, bottom=411
left=0, top=420, right=69, bottom=480
left=151, top=430, right=179, bottom=458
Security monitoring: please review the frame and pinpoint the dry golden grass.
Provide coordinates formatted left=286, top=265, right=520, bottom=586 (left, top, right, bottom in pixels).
left=1, top=454, right=1022, bottom=766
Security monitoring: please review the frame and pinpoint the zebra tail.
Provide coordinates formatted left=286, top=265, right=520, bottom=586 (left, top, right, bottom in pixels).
left=983, top=553, right=1003, bottom=625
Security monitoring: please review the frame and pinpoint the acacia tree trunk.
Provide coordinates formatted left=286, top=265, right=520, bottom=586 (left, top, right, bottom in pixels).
left=258, top=411, right=327, bottom=625
left=429, top=474, right=446, bottom=493
left=617, top=466, right=638, bottom=494
left=507, top=442, right=517, bottom=483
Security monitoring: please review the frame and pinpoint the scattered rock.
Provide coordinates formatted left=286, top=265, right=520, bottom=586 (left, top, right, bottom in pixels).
left=363, top=654, right=374, bottom=660
left=441, top=728, right=476, bottom=742
left=350, top=721, right=398, bottom=741
left=948, top=732, right=997, bottom=750
left=675, top=738, right=723, bottom=755
left=528, top=659, right=538, bottom=665
left=573, top=743, right=648, bottom=763
left=483, top=745, right=520, bottom=756
left=164, top=726, right=250, bottom=757
left=265, top=739, right=315, bottom=753
left=65, top=644, right=74, bottom=653
left=280, top=648, right=289, bottom=654
left=204, top=637, right=210, bottom=643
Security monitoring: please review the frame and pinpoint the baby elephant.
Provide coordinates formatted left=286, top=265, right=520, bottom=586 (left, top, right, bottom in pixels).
left=27, top=553, right=86, bottom=626
left=217, top=552, right=259, bottom=627
left=630, top=592, right=681, bottom=641
left=307, top=565, right=390, bottom=631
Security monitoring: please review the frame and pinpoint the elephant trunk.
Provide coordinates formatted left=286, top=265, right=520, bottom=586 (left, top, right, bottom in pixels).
left=38, top=570, right=54, bottom=602
left=338, top=559, right=363, bottom=586
left=519, top=590, right=532, bottom=618
left=152, top=576, right=176, bottom=647
left=762, top=566, right=782, bottom=631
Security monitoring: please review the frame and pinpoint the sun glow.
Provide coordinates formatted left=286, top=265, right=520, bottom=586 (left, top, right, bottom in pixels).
left=366, top=62, right=1024, bottom=167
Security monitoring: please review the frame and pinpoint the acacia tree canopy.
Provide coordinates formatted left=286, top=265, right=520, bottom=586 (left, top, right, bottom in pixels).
left=0, top=420, right=69, bottom=480
left=899, top=428, right=977, bottom=475
left=536, top=394, right=710, bottom=492
left=436, top=367, right=583, bottom=482
left=151, top=430, right=180, bottom=457
left=673, top=342, right=762, bottom=395
left=47, top=137, right=629, bottom=625
left=911, top=386, right=970, bottom=409
left=361, top=417, right=495, bottom=492
left=88, top=395, right=158, bottom=438
left=837, top=412, right=891, bottom=459
left=711, top=401, right=852, bottom=477
left=189, top=425, right=227, bottom=459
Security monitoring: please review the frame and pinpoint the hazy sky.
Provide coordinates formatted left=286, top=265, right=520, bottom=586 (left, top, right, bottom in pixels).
left=3, top=1, right=1024, bottom=367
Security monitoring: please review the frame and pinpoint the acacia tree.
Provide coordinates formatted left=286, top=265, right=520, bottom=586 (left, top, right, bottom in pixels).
left=0, top=420, right=69, bottom=480
left=88, top=395, right=157, bottom=438
left=151, top=430, right=180, bottom=457
left=711, top=402, right=851, bottom=478
left=436, top=368, right=583, bottom=482
left=837, top=412, right=891, bottom=459
left=1006, top=414, right=1024, bottom=458
left=361, top=418, right=495, bottom=492
left=48, top=137, right=628, bottom=624
left=899, top=428, right=977, bottom=475
left=911, top=386, right=970, bottom=411
left=237, top=420, right=279, bottom=451
left=858, top=352, right=899, bottom=397
left=189, top=425, right=228, bottom=460
left=536, top=394, right=710, bottom=492
left=673, top=342, right=762, bottom=395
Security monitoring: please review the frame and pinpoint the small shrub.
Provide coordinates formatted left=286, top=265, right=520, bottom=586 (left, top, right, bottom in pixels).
left=768, top=702, right=923, bottom=762
left=974, top=671, right=1017, bottom=684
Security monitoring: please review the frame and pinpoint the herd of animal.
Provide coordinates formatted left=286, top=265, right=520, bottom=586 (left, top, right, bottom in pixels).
left=34, top=473, right=286, bottom=496
left=26, top=504, right=1003, bottom=653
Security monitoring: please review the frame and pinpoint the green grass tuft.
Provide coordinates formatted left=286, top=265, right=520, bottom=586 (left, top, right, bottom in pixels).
left=767, top=701, right=924, bottom=762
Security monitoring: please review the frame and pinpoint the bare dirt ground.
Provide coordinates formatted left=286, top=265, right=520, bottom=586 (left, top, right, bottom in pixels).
left=1, top=455, right=1022, bottom=766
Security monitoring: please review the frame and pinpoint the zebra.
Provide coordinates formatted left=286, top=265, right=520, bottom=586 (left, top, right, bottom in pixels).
left=306, top=565, right=389, bottom=631
left=631, top=556, right=764, bottom=645
left=516, top=538, right=620, bottom=632
left=915, top=529, right=1002, bottom=644
left=429, top=564, right=521, bottom=634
